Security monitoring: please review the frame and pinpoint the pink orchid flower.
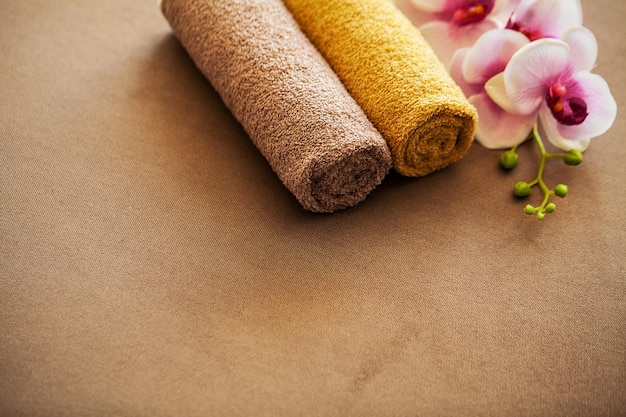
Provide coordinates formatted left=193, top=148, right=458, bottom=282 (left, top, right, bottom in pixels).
left=487, top=27, right=616, bottom=151
left=505, top=0, right=583, bottom=41
left=395, top=0, right=517, bottom=68
left=449, top=29, right=536, bottom=148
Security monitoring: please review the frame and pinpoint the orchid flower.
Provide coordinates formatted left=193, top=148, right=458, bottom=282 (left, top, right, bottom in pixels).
left=395, top=0, right=514, bottom=68
left=487, top=26, right=616, bottom=151
left=505, top=0, right=583, bottom=41
left=397, top=0, right=617, bottom=218
left=491, top=0, right=521, bottom=26
left=449, top=29, right=535, bottom=148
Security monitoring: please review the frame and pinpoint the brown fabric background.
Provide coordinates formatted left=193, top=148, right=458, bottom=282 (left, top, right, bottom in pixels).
left=1, top=1, right=624, bottom=416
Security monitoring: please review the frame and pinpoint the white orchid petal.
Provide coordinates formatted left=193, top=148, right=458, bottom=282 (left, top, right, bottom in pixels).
left=510, top=0, right=583, bottom=38
left=485, top=72, right=521, bottom=115
left=449, top=48, right=483, bottom=97
left=549, top=0, right=583, bottom=35
left=562, top=26, right=597, bottom=71
left=418, top=21, right=458, bottom=68
left=488, top=0, right=507, bottom=17
left=410, top=0, right=449, bottom=13
left=395, top=0, right=438, bottom=26
left=470, top=93, right=536, bottom=149
left=491, top=0, right=521, bottom=27
left=539, top=106, right=590, bottom=152
left=416, top=22, right=455, bottom=68
left=462, top=29, right=529, bottom=84
left=419, top=20, right=498, bottom=68
left=503, top=39, right=570, bottom=115
left=555, top=72, right=617, bottom=141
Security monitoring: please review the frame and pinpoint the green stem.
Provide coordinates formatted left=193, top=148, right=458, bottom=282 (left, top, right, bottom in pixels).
left=528, top=124, right=556, bottom=218
left=507, top=123, right=578, bottom=218
left=532, top=125, right=549, bottom=192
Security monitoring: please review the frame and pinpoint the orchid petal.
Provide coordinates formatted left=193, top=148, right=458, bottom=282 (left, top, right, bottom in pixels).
left=395, top=0, right=438, bottom=26
left=420, top=19, right=499, bottom=68
left=410, top=0, right=449, bottom=13
left=503, top=39, right=570, bottom=115
left=553, top=72, right=617, bottom=141
left=470, top=93, right=536, bottom=148
left=491, top=0, right=522, bottom=27
left=539, top=106, right=590, bottom=152
left=509, top=0, right=583, bottom=39
left=462, top=29, right=529, bottom=84
left=484, top=72, right=520, bottom=115
left=488, top=0, right=509, bottom=17
left=418, top=21, right=458, bottom=68
left=562, top=26, right=597, bottom=72
left=449, top=48, right=483, bottom=97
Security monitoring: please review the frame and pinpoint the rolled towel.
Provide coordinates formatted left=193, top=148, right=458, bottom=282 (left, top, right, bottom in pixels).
left=160, top=0, right=392, bottom=213
left=282, top=0, right=478, bottom=177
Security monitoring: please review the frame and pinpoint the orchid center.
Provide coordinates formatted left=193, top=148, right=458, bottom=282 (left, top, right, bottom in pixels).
left=451, top=1, right=493, bottom=26
left=546, top=81, right=588, bottom=126
left=506, top=19, right=544, bottom=41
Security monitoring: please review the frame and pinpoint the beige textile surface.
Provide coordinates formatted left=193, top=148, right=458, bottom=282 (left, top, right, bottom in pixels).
left=1, top=1, right=625, bottom=416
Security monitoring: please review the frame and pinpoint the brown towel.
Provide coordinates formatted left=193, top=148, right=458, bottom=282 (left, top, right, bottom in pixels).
left=282, top=0, right=478, bottom=177
left=160, top=0, right=392, bottom=213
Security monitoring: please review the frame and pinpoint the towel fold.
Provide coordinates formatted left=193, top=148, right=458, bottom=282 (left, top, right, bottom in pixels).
left=160, top=0, right=392, bottom=212
left=282, top=0, right=478, bottom=177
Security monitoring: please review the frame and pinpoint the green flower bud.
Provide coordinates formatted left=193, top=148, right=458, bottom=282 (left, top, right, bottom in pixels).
left=545, top=203, right=556, bottom=213
left=536, top=211, right=545, bottom=220
left=563, top=149, right=583, bottom=166
left=514, top=181, right=532, bottom=197
left=524, top=204, right=536, bottom=215
left=500, top=150, right=519, bottom=169
left=554, top=184, right=569, bottom=198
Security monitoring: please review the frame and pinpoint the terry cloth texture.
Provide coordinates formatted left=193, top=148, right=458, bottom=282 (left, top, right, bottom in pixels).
left=282, top=0, right=478, bottom=177
left=160, top=0, right=392, bottom=213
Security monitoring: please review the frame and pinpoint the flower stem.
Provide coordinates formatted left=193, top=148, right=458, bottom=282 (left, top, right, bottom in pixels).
left=531, top=125, right=550, bottom=192
left=502, top=123, right=582, bottom=218
left=515, top=123, right=567, bottom=219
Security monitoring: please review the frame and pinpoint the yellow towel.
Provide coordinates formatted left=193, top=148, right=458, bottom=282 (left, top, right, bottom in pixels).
left=282, top=0, right=477, bottom=177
